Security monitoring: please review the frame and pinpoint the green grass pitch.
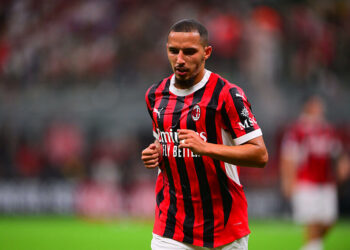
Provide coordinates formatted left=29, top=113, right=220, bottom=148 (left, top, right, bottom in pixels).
left=0, top=216, right=349, bottom=250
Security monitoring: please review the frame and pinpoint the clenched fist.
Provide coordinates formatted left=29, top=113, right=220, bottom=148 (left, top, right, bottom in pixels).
left=141, top=140, right=162, bottom=169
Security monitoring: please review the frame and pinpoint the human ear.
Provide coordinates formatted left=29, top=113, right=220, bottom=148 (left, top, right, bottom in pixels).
left=204, top=46, right=212, bottom=60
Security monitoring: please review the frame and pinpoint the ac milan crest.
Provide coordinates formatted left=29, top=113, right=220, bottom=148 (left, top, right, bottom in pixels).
left=191, top=104, right=201, bottom=121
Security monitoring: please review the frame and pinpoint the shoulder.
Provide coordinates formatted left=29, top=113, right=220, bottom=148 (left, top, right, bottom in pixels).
left=145, top=75, right=172, bottom=109
left=286, top=119, right=310, bottom=139
left=287, top=121, right=301, bottom=135
left=146, top=76, right=172, bottom=97
left=281, top=121, right=301, bottom=144
left=211, top=73, right=248, bottom=103
left=321, top=121, right=339, bottom=139
left=146, top=77, right=166, bottom=95
left=323, top=120, right=335, bottom=131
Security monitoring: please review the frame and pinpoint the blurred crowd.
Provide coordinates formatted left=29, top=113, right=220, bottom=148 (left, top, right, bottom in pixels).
left=0, top=0, right=350, bottom=216
left=0, top=0, right=349, bottom=88
left=0, top=119, right=154, bottom=185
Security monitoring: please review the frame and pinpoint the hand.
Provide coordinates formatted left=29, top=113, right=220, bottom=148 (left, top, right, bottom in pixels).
left=141, top=141, right=162, bottom=169
left=178, top=129, right=207, bottom=155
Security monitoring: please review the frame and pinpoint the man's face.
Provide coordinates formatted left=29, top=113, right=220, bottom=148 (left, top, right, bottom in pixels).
left=305, top=97, right=325, bottom=119
left=167, top=31, right=212, bottom=87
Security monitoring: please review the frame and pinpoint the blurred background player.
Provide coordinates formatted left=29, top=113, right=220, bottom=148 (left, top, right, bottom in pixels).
left=280, top=95, right=350, bottom=250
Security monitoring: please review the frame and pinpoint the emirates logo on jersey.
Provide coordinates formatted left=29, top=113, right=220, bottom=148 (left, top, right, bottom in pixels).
left=191, top=104, right=201, bottom=121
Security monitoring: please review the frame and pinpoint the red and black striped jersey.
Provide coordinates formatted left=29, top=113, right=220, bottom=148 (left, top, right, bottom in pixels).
left=145, top=70, right=262, bottom=248
left=281, top=116, right=341, bottom=184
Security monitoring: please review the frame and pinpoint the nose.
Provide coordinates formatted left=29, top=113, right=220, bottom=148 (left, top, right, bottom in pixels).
left=176, top=50, right=185, bottom=64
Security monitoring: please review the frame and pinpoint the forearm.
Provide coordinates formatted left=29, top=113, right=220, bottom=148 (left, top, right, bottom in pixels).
left=202, top=140, right=268, bottom=168
left=178, top=129, right=268, bottom=168
left=280, top=157, right=297, bottom=198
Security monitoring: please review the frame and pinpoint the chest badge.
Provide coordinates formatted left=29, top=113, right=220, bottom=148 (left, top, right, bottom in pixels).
left=191, top=104, right=201, bottom=121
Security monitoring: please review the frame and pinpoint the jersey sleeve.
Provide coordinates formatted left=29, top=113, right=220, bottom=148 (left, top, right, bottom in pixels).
left=221, top=87, right=262, bottom=145
left=145, top=86, right=158, bottom=140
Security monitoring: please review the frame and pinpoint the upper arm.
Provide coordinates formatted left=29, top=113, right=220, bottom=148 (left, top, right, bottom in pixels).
left=244, top=136, right=268, bottom=166
left=244, top=135, right=266, bottom=149
left=221, top=87, right=262, bottom=145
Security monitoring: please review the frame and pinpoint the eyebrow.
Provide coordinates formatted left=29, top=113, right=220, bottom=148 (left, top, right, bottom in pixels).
left=167, top=45, right=199, bottom=50
left=168, top=46, right=199, bottom=54
left=182, top=48, right=198, bottom=54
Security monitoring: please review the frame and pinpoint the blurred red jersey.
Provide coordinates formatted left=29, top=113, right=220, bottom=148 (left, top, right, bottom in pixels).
left=281, top=116, right=340, bottom=184
left=145, top=70, right=262, bottom=248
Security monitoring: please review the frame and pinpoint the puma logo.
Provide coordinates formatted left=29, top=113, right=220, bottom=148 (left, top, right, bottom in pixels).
left=154, top=108, right=163, bottom=119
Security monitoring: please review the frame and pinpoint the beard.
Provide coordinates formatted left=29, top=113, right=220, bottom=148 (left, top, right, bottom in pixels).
left=175, top=68, right=202, bottom=88
left=173, top=58, right=205, bottom=88
left=175, top=75, right=196, bottom=88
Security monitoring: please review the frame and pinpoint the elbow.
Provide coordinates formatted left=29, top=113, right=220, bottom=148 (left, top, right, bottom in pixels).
left=257, top=150, right=269, bottom=168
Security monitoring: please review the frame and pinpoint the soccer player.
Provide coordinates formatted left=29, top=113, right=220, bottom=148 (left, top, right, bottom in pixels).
left=141, top=19, right=268, bottom=250
left=280, top=95, right=348, bottom=250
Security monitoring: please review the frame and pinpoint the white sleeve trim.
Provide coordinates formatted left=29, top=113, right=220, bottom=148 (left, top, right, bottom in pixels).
left=234, top=129, right=262, bottom=145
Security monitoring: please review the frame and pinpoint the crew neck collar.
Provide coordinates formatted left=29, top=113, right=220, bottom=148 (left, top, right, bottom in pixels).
left=169, top=69, right=211, bottom=96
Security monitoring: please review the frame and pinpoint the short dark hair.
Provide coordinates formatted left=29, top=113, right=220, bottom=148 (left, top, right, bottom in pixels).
left=168, top=19, right=209, bottom=46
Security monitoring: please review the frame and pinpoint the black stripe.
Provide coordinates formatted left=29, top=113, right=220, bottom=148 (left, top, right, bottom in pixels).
left=229, top=88, right=254, bottom=134
left=206, top=79, right=233, bottom=227
left=157, top=80, right=177, bottom=238
left=148, top=80, right=163, bottom=109
left=215, top=166, right=233, bottom=226
left=187, top=87, right=215, bottom=248
left=171, top=96, right=195, bottom=244
left=156, top=186, right=164, bottom=217
left=221, top=101, right=237, bottom=139
left=162, top=159, right=177, bottom=238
